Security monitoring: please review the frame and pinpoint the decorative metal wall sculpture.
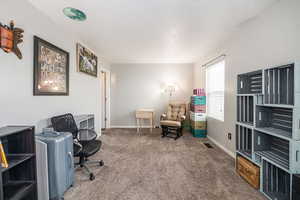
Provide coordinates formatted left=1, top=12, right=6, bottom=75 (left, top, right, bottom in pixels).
left=0, top=20, right=24, bottom=59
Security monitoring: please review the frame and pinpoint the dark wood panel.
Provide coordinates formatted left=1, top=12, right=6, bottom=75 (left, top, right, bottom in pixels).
left=0, top=126, right=37, bottom=200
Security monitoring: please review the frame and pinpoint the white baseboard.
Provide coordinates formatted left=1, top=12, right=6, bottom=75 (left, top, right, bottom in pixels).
left=110, top=125, right=156, bottom=129
left=207, top=136, right=235, bottom=158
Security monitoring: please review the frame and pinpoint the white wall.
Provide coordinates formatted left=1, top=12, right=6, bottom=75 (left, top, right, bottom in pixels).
left=110, top=63, right=193, bottom=127
left=194, top=0, right=300, bottom=154
left=0, top=0, right=110, bottom=133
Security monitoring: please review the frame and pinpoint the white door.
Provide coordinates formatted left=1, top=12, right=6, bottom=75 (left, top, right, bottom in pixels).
left=101, top=71, right=107, bottom=129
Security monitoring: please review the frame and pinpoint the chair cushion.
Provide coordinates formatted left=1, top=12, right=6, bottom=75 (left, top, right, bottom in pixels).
left=166, top=104, right=186, bottom=121
left=160, top=120, right=181, bottom=127
left=76, top=140, right=102, bottom=157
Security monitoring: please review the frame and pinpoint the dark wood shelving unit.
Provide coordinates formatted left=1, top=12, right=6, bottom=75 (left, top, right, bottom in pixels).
left=3, top=181, right=35, bottom=200
left=0, top=126, right=37, bottom=200
left=1, top=154, right=35, bottom=173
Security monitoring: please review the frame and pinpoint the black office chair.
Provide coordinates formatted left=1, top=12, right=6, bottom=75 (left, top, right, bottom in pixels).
left=51, top=113, right=104, bottom=181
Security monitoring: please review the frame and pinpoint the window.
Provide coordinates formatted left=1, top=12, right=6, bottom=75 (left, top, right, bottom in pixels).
left=206, top=60, right=225, bottom=121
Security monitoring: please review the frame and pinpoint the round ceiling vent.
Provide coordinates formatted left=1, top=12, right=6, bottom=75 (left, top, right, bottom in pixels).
left=63, top=7, right=87, bottom=21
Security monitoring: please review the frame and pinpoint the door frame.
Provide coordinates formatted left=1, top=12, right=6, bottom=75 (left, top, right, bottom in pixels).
left=100, top=68, right=111, bottom=129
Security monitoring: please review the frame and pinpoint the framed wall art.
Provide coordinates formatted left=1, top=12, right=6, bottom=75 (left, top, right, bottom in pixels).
left=76, top=43, right=98, bottom=77
left=33, top=36, right=69, bottom=95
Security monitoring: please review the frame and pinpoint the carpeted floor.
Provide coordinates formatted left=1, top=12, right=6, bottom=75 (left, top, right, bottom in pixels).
left=64, top=128, right=266, bottom=200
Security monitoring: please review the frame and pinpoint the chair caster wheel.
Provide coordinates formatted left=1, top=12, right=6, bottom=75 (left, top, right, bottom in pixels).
left=99, top=160, right=104, bottom=166
left=89, top=173, right=95, bottom=181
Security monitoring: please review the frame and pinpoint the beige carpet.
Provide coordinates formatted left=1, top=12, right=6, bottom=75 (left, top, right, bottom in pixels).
left=64, top=128, right=266, bottom=200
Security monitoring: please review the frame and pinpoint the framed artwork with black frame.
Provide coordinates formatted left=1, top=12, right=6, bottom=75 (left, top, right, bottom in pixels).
left=33, top=36, right=69, bottom=96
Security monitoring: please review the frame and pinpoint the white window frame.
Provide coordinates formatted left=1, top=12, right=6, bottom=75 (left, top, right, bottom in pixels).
left=205, top=59, right=225, bottom=121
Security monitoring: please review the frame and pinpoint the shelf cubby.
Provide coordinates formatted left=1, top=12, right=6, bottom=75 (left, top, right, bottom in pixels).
left=87, top=117, right=94, bottom=130
left=0, top=126, right=37, bottom=200
left=254, top=130, right=289, bottom=170
left=0, top=154, right=35, bottom=173
left=292, top=175, right=300, bottom=200
left=262, top=160, right=290, bottom=200
left=238, top=70, right=263, bottom=94
left=74, top=114, right=95, bottom=130
left=79, top=120, right=88, bottom=129
left=264, top=64, right=294, bottom=105
left=236, top=125, right=253, bottom=159
left=256, top=105, right=293, bottom=139
left=3, top=181, right=35, bottom=200
left=237, top=96, right=254, bottom=126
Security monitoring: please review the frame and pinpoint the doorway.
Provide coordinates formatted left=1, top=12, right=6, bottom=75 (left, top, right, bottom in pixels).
left=100, top=70, right=110, bottom=130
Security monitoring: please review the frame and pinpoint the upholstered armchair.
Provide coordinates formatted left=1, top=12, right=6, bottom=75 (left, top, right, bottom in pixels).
left=160, top=102, right=187, bottom=140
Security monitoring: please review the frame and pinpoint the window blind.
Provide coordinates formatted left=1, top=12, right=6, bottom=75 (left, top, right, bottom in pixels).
left=206, top=60, right=225, bottom=121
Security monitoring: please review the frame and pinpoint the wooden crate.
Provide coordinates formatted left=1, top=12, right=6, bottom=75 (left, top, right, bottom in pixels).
left=191, top=129, right=207, bottom=138
left=190, top=120, right=207, bottom=130
left=190, top=112, right=206, bottom=121
left=191, top=96, right=206, bottom=105
left=236, top=156, right=260, bottom=189
left=190, top=104, right=206, bottom=113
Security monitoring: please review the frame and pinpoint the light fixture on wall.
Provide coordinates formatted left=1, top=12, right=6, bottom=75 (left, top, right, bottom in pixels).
left=63, top=7, right=87, bottom=21
left=164, top=83, right=178, bottom=97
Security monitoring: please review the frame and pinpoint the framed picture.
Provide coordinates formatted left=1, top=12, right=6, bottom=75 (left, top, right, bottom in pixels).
left=76, top=43, right=98, bottom=77
left=33, top=36, right=69, bottom=96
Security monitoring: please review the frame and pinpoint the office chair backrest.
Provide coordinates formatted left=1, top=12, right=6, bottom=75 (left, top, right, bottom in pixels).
left=51, top=113, right=78, bottom=139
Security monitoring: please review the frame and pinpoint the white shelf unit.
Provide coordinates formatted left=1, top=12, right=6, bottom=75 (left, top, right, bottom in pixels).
left=74, top=114, right=95, bottom=130
left=236, top=63, right=300, bottom=200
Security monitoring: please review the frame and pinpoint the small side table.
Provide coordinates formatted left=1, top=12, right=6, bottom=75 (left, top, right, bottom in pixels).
left=135, top=109, right=155, bottom=134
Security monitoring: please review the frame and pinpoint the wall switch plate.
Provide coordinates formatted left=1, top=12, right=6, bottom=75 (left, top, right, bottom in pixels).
left=228, top=133, right=232, bottom=140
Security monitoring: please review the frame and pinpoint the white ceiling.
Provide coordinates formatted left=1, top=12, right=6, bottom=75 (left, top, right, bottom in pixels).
left=27, top=0, right=277, bottom=63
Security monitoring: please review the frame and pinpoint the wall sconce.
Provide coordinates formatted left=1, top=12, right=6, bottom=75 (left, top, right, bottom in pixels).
left=164, top=83, right=178, bottom=97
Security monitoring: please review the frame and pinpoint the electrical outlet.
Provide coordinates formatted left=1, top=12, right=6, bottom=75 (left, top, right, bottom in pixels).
left=228, top=133, right=232, bottom=140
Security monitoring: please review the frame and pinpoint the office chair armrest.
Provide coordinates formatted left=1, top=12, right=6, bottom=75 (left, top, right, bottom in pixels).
left=74, top=139, right=82, bottom=147
left=73, top=139, right=83, bottom=155
left=77, top=129, right=98, bottom=141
